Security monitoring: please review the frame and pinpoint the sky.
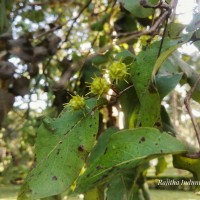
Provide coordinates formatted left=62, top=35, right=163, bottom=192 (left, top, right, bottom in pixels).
left=176, top=0, right=196, bottom=24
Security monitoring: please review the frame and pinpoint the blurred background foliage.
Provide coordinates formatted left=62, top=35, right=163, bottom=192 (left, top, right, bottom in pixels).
left=0, top=0, right=200, bottom=194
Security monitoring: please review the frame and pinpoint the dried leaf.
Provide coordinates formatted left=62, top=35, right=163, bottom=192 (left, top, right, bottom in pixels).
left=0, top=61, right=15, bottom=80
left=11, top=76, right=30, bottom=96
left=0, top=89, right=14, bottom=126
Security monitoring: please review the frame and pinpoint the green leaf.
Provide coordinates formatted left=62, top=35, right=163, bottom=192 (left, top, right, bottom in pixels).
left=88, top=127, right=119, bottom=164
left=160, top=106, right=176, bottom=136
left=107, top=164, right=151, bottom=200
left=21, top=10, right=45, bottom=23
left=166, top=22, right=185, bottom=38
left=91, top=13, right=110, bottom=31
left=117, top=80, right=139, bottom=128
left=91, top=54, right=108, bottom=65
left=114, top=13, right=137, bottom=33
left=172, top=54, right=200, bottom=103
left=99, top=35, right=106, bottom=47
left=106, top=170, right=135, bottom=200
left=75, top=128, right=187, bottom=193
left=130, top=43, right=159, bottom=127
left=115, top=50, right=135, bottom=65
left=155, top=157, right=168, bottom=176
left=173, top=155, right=200, bottom=191
left=0, top=1, right=5, bottom=31
left=107, top=176, right=126, bottom=200
left=152, top=41, right=182, bottom=79
left=91, top=21, right=104, bottom=31
left=122, top=0, right=159, bottom=18
left=130, top=39, right=178, bottom=127
left=154, top=57, right=183, bottom=100
left=114, top=51, right=138, bottom=128
left=157, top=59, right=179, bottom=74
left=194, top=40, right=200, bottom=51
left=195, top=29, right=200, bottom=39
left=155, top=72, right=183, bottom=99
left=0, top=0, right=10, bottom=34
left=84, top=187, right=103, bottom=200
left=18, top=98, right=99, bottom=199
left=193, top=29, right=200, bottom=50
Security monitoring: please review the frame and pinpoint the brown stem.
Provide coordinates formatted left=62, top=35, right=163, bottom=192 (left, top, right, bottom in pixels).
left=184, top=75, right=200, bottom=150
left=87, top=10, right=169, bottom=60
left=58, top=4, right=170, bottom=87
left=140, top=0, right=170, bottom=10
left=157, top=16, right=169, bottom=58
left=119, top=84, right=134, bottom=96
left=25, top=1, right=74, bottom=7
left=185, top=152, right=200, bottom=159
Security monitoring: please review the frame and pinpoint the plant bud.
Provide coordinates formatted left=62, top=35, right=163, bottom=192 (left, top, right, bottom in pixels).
left=67, top=95, right=86, bottom=110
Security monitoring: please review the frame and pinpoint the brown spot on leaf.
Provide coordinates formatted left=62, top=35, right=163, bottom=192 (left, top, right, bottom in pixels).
left=86, top=172, right=92, bottom=178
left=154, top=121, right=161, bottom=128
left=30, top=174, right=34, bottom=178
left=96, top=166, right=102, bottom=170
left=94, top=179, right=101, bottom=184
left=102, top=174, right=109, bottom=179
left=78, top=145, right=85, bottom=152
left=139, top=136, right=146, bottom=143
left=56, top=148, right=60, bottom=155
left=52, top=176, right=58, bottom=181
left=148, top=81, right=157, bottom=94
left=104, top=147, right=108, bottom=155
left=108, top=168, right=114, bottom=173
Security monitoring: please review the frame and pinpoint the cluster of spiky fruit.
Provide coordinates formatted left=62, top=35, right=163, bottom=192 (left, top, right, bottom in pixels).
left=65, top=60, right=128, bottom=111
left=66, top=95, right=86, bottom=111
left=108, top=60, right=128, bottom=82
left=88, top=77, right=110, bottom=98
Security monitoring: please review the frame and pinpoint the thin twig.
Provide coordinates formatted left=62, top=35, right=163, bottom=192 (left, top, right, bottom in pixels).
left=64, top=0, right=92, bottom=43
left=185, top=152, right=200, bottom=159
left=119, top=84, right=134, bottom=96
left=30, top=1, right=91, bottom=41
left=57, top=10, right=169, bottom=87
left=25, top=0, right=74, bottom=7
left=87, top=10, right=169, bottom=60
left=157, top=17, right=169, bottom=57
left=33, top=13, right=63, bottom=39
left=58, top=2, right=170, bottom=87
left=184, top=75, right=200, bottom=150
left=140, top=0, right=170, bottom=10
